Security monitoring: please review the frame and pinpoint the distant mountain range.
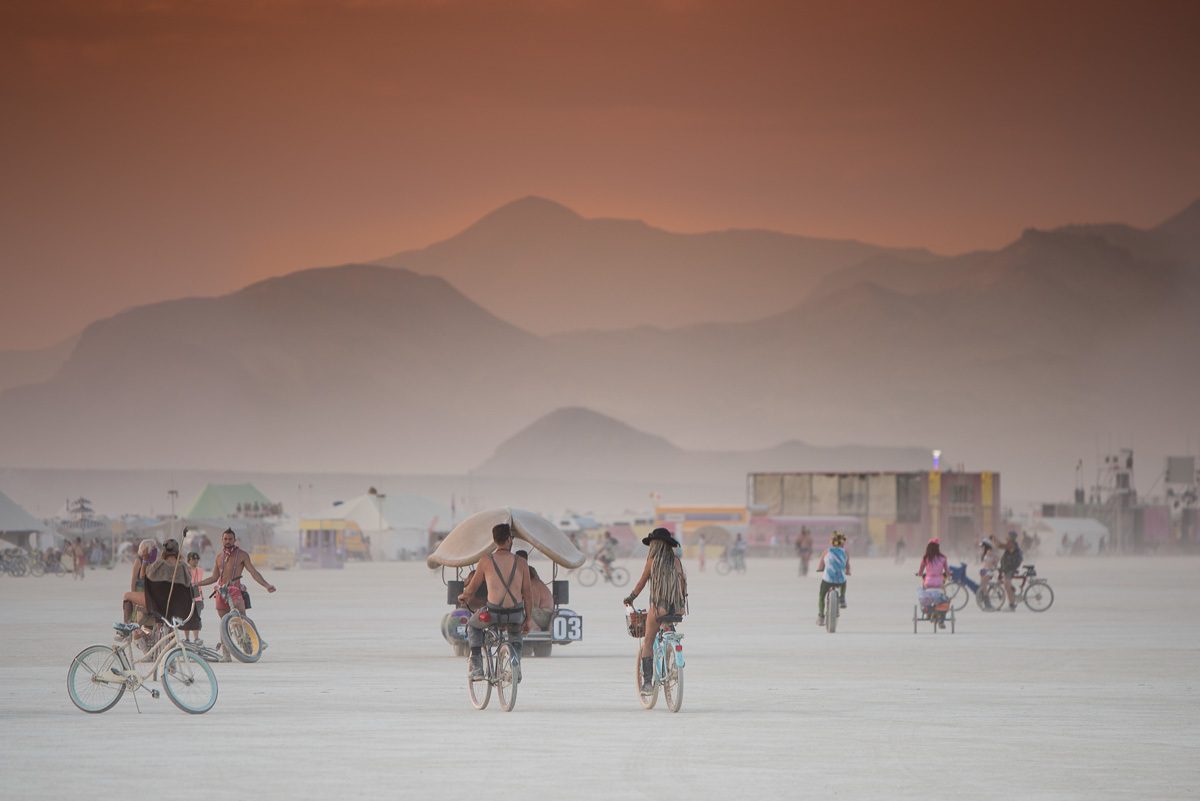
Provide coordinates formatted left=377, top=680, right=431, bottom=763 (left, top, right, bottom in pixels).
left=375, top=196, right=936, bottom=335
left=1, top=197, right=1198, bottom=503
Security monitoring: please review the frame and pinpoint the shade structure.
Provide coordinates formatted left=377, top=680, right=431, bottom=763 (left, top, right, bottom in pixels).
left=427, top=508, right=585, bottom=569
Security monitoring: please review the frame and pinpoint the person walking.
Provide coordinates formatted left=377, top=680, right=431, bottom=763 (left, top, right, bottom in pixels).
left=184, top=550, right=205, bottom=643
left=796, top=527, right=813, bottom=577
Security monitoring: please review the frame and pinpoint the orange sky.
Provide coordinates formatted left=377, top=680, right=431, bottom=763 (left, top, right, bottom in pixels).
left=1, top=0, right=1198, bottom=350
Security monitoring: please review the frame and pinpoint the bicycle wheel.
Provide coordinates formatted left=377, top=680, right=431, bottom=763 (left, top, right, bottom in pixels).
left=468, top=651, right=492, bottom=710
left=1024, top=581, right=1055, bottom=612
left=496, top=643, right=519, bottom=712
left=161, top=647, right=218, bottom=714
left=610, top=566, right=630, bottom=587
left=825, top=588, right=839, bottom=633
left=663, top=650, right=684, bottom=713
left=943, top=581, right=970, bottom=611
left=715, top=559, right=732, bottom=576
left=637, top=646, right=659, bottom=709
left=983, top=584, right=1007, bottom=611
left=220, top=613, right=263, bottom=663
left=67, top=645, right=128, bottom=713
left=577, top=567, right=598, bottom=587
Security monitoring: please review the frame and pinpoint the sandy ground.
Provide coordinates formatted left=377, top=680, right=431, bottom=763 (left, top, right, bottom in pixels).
left=1, top=555, right=1197, bottom=800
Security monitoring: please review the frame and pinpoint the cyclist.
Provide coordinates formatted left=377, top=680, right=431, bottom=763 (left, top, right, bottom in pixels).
left=119, top=539, right=157, bottom=631
left=457, top=523, right=533, bottom=680
left=917, top=537, right=949, bottom=627
left=815, top=531, right=850, bottom=626
left=978, top=535, right=999, bottom=608
left=730, top=533, right=747, bottom=571
left=195, top=528, right=277, bottom=657
left=623, top=527, right=688, bottom=693
left=999, top=532, right=1023, bottom=611
left=597, top=531, right=618, bottom=581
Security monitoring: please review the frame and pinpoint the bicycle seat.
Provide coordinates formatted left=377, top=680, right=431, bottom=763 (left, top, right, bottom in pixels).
left=659, top=614, right=684, bottom=624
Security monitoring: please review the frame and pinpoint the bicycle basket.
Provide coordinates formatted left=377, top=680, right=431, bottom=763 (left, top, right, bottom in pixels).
left=626, top=609, right=646, bottom=638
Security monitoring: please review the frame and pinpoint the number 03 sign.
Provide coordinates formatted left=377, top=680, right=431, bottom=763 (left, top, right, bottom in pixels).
left=551, top=614, right=583, bottom=641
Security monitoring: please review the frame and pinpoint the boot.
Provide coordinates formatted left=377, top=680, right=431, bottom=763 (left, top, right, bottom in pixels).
left=468, top=653, right=484, bottom=680
left=640, top=656, right=653, bottom=693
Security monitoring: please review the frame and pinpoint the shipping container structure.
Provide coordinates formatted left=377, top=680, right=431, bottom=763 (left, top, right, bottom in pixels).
left=747, top=470, right=1001, bottom=556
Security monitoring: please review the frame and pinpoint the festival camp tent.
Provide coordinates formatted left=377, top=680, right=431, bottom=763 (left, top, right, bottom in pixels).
left=318, top=491, right=453, bottom=560
left=0, top=489, right=46, bottom=549
left=185, top=484, right=274, bottom=520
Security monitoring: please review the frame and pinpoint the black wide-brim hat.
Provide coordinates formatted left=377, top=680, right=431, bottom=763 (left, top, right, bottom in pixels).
left=642, top=527, right=680, bottom=548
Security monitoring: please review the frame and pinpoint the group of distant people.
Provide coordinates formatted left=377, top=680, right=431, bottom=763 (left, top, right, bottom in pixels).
left=116, top=528, right=276, bottom=659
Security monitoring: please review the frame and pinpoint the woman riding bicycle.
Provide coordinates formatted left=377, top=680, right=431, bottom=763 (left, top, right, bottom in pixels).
left=120, top=539, right=158, bottom=630
left=917, top=537, right=950, bottom=627
left=623, top=527, right=688, bottom=694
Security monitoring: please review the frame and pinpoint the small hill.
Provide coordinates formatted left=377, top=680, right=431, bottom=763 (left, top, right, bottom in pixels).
left=0, top=335, right=78, bottom=395
left=0, top=264, right=548, bottom=474
left=476, top=407, right=932, bottom=483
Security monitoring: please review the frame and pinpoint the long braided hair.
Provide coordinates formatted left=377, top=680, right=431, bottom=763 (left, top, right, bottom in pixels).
left=648, top=540, right=686, bottom=611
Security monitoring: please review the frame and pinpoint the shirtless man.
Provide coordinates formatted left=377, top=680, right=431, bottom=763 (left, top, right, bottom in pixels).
left=458, top=523, right=533, bottom=680
left=515, top=549, right=555, bottom=630
left=196, top=528, right=276, bottom=654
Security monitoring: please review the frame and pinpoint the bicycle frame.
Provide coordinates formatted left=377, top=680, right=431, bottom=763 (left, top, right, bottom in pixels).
left=103, top=619, right=192, bottom=691
left=481, top=626, right=519, bottom=684
left=653, top=626, right=684, bottom=685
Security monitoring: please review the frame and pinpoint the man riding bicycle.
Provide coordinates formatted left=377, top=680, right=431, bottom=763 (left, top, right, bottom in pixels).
left=999, top=532, right=1023, bottom=612
left=816, top=531, right=850, bottom=626
left=597, top=531, right=618, bottom=581
left=195, top=528, right=276, bottom=656
left=457, top=523, right=533, bottom=681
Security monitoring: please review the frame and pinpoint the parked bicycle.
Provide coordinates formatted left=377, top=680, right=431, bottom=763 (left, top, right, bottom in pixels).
left=466, top=613, right=521, bottom=712
left=982, top=565, right=1055, bottom=612
left=1, top=548, right=29, bottom=577
left=944, top=563, right=995, bottom=612
left=626, top=603, right=685, bottom=712
left=576, top=556, right=629, bottom=588
left=67, top=601, right=217, bottom=714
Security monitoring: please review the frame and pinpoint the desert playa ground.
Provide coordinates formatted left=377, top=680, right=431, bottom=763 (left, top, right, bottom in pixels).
left=1, top=556, right=1197, bottom=800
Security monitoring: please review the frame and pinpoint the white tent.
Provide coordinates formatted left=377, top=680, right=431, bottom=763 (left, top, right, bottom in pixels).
left=0, top=489, right=46, bottom=550
left=321, top=492, right=452, bottom=560
left=1033, top=517, right=1110, bottom=555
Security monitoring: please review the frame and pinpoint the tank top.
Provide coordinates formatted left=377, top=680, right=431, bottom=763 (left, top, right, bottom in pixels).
left=921, top=554, right=948, bottom=589
left=822, top=547, right=847, bottom=583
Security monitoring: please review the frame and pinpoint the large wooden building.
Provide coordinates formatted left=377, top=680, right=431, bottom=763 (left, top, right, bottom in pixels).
left=746, top=470, right=1002, bottom=555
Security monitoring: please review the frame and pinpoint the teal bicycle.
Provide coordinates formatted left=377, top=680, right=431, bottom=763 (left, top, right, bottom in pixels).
left=626, top=604, right=685, bottom=713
